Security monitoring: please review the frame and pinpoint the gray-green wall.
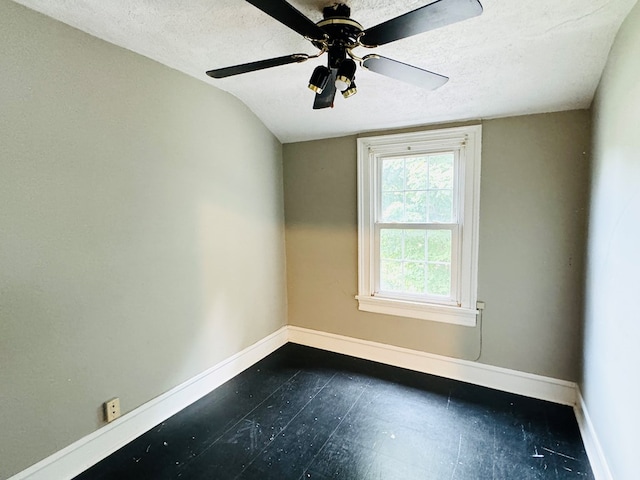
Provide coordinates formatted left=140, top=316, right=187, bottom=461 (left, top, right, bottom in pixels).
left=0, top=2, right=287, bottom=478
left=284, top=111, right=590, bottom=381
left=583, top=2, right=640, bottom=479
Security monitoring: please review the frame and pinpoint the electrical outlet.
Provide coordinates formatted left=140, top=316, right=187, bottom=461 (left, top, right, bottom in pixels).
left=104, top=398, right=121, bottom=422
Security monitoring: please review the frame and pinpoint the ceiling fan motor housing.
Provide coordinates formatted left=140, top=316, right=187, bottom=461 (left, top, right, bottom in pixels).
left=314, top=4, right=363, bottom=70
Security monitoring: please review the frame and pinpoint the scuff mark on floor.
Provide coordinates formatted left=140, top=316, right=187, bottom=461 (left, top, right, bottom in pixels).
left=450, top=433, right=463, bottom=479
left=531, top=446, right=544, bottom=458
left=542, top=446, right=577, bottom=461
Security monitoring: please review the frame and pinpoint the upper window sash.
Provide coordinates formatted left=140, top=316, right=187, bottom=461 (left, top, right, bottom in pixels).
left=374, top=150, right=461, bottom=225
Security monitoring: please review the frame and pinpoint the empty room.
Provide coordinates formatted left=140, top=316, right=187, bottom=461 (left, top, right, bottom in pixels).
left=1, top=0, right=639, bottom=479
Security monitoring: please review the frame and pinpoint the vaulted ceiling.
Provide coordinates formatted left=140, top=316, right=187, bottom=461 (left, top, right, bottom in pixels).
left=12, top=0, right=638, bottom=142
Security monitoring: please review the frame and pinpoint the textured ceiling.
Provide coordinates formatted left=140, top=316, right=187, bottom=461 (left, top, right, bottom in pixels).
left=11, top=0, right=638, bottom=142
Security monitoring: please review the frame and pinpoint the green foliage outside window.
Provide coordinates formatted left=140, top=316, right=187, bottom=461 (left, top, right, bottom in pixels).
left=379, top=153, right=454, bottom=297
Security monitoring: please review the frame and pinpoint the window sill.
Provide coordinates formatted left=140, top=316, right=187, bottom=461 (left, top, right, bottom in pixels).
left=355, top=295, right=477, bottom=327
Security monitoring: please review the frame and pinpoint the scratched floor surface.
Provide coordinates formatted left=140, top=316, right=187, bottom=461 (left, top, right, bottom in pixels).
left=74, top=343, right=593, bottom=479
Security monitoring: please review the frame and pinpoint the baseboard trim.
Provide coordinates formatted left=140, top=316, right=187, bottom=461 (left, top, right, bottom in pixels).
left=9, top=326, right=289, bottom=480
left=574, top=389, right=613, bottom=480
left=10, top=325, right=587, bottom=480
left=288, top=326, right=578, bottom=406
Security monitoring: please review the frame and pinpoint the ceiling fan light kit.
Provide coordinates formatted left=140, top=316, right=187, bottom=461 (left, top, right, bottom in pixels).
left=335, top=58, right=357, bottom=91
left=342, top=81, right=357, bottom=99
left=206, top=0, right=483, bottom=109
left=308, top=65, right=331, bottom=94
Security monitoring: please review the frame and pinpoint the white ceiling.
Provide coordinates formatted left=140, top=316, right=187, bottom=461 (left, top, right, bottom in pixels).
left=11, top=0, right=638, bottom=143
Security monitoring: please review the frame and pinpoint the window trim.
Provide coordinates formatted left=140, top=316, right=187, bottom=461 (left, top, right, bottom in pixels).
left=356, top=125, right=482, bottom=327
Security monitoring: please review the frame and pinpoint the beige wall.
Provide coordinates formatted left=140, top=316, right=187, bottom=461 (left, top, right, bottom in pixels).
left=284, top=111, right=590, bottom=381
left=583, top=2, right=640, bottom=479
left=0, top=2, right=287, bottom=478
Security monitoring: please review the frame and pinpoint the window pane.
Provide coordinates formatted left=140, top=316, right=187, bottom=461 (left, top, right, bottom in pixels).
left=428, top=190, right=453, bottom=223
left=380, top=229, right=402, bottom=260
left=381, top=192, right=404, bottom=222
left=404, top=262, right=426, bottom=294
left=427, top=230, right=451, bottom=262
left=404, top=191, right=427, bottom=222
left=404, top=230, right=426, bottom=261
left=405, top=157, right=428, bottom=190
left=427, top=263, right=451, bottom=296
left=428, top=154, right=454, bottom=189
left=382, top=158, right=404, bottom=191
left=380, top=260, right=403, bottom=292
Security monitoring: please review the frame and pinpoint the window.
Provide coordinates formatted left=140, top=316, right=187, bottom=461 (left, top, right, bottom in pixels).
left=356, top=125, right=481, bottom=326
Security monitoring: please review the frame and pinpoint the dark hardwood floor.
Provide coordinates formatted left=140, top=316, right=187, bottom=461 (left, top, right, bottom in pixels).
left=74, top=344, right=593, bottom=479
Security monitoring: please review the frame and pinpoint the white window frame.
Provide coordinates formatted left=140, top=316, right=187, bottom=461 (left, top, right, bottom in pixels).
left=356, top=125, right=482, bottom=326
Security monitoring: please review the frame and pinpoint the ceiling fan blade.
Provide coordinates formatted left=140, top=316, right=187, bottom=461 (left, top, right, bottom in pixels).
left=206, top=54, right=309, bottom=79
left=362, top=55, right=448, bottom=90
left=246, top=0, right=327, bottom=42
left=313, top=69, right=337, bottom=109
left=360, top=0, right=483, bottom=47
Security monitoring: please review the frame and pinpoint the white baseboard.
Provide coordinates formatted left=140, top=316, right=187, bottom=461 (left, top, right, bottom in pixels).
left=9, top=326, right=289, bottom=480
left=574, top=389, right=613, bottom=480
left=11, top=325, right=588, bottom=480
left=288, top=326, right=578, bottom=406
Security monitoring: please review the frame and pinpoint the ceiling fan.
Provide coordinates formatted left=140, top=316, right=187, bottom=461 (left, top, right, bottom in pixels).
left=206, top=0, right=483, bottom=109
